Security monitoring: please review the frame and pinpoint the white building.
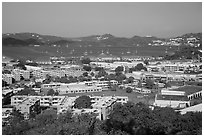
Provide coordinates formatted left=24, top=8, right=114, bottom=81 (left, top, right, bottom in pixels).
left=58, top=82, right=102, bottom=94
left=154, top=90, right=190, bottom=108
left=15, top=97, right=40, bottom=119
left=2, top=74, right=13, bottom=84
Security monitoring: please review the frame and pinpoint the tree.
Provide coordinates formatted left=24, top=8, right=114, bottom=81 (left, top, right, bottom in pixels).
left=145, top=79, right=155, bottom=89
left=98, top=69, right=108, bottom=77
left=3, top=108, right=29, bottom=135
left=2, top=70, right=11, bottom=74
left=90, top=72, right=95, bottom=77
left=83, top=66, right=92, bottom=71
left=60, top=76, right=70, bottom=83
left=2, top=80, right=8, bottom=87
left=74, top=96, right=92, bottom=109
left=126, top=87, right=133, bottom=93
left=83, top=72, right=89, bottom=77
left=164, top=82, right=171, bottom=88
left=69, top=77, right=78, bottom=83
left=14, top=61, right=27, bottom=70
left=116, top=74, right=126, bottom=83
left=115, top=66, right=124, bottom=73
left=81, top=58, right=91, bottom=64
left=135, top=63, right=147, bottom=71
left=95, top=67, right=104, bottom=71
left=47, top=89, right=55, bottom=96
left=127, top=77, right=134, bottom=84
left=35, top=82, right=42, bottom=88
left=16, top=88, right=38, bottom=95
left=43, top=74, right=52, bottom=84
left=35, top=109, right=58, bottom=127
left=144, top=60, right=149, bottom=65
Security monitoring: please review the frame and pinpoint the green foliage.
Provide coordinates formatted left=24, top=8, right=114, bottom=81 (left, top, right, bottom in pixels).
left=2, top=102, right=202, bottom=135
left=115, top=66, right=124, bottom=73
left=127, top=76, right=134, bottom=83
left=43, top=74, right=52, bottom=84
left=90, top=72, right=95, bottom=76
left=95, top=67, right=104, bottom=71
left=115, top=73, right=126, bottom=83
left=59, top=76, right=70, bottom=83
left=144, top=60, right=149, bottom=65
left=165, top=46, right=202, bottom=60
left=74, top=95, right=92, bottom=109
left=16, top=87, right=38, bottom=95
left=98, top=69, right=108, bottom=77
left=81, top=58, right=91, bottom=64
left=47, top=89, right=55, bottom=96
left=145, top=79, right=155, bottom=89
left=83, top=72, right=89, bottom=77
left=2, top=80, right=9, bottom=87
left=83, top=65, right=92, bottom=71
left=2, top=70, right=11, bottom=74
left=104, top=102, right=202, bottom=135
left=126, top=87, right=133, bottom=93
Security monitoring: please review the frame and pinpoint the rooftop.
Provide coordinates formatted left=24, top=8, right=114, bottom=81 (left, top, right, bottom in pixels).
left=170, top=86, right=202, bottom=95
left=179, top=103, right=202, bottom=114
left=156, top=94, right=189, bottom=101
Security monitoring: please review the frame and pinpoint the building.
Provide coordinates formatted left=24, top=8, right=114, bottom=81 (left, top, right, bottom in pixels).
left=40, top=96, right=66, bottom=107
left=57, top=95, right=128, bottom=120
left=12, top=71, right=21, bottom=81
left=187, top=90, right=202, bottom=100
left=12, top=69, right=30, bottom=80
left=154, top=90, right=190, bottom=108
left=179, top=103, right=202, bottom=115
left=11, top=95, right=38, bottom=106
left=57, top=96, right=77, bottom=114
left=2, top=108, right=13, bottom=125
left=35, top=57, right=52, bottom=65
left=42, top=80, right=118, bottom=94
left=32, top=69, right=49, bottom=79
left=2, top=74, right=13, bottom=84
left=58, top=82, right=102, bottom=94
left=15, top=96, right=41, bottom=119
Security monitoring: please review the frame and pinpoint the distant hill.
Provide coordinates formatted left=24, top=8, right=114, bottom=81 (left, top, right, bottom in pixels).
left=2, top=32, right=202, bottom=47
left=2, top=32, right=202, bottom=60
left=3, top=37, right=29, bottom=46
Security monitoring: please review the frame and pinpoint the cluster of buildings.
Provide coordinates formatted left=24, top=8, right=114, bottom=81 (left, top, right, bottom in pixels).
left=7, top=95, right=128, bottom=121
left=41, top=80, right=118, bottom=94
left=2, top=54, right=202, bottom=125
left=151, top=35, right=201, bottom=47
left=90, top=61, right=145, bottom=71
left=2, top=69, right=30, bottom=84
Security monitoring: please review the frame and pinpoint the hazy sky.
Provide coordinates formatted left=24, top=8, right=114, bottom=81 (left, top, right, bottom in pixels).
left=2, top=2, right=202, bottom=38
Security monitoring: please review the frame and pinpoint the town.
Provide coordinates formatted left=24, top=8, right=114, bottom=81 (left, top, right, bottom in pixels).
left=2, top=2, right=202, bottom=135
left=2, top=49, right=202, bottom=134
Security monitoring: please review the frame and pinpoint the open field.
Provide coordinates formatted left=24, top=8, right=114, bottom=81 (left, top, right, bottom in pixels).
left=60, top=87, right=156, bottom=105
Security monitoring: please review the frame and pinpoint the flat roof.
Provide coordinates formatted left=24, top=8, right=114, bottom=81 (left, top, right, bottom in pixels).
left=156, top=94, right=189, bottom=101
left=179, top=103, right=202, bottom=114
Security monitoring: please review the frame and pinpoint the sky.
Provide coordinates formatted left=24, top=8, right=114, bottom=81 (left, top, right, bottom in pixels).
left=2, top=2, right=202, bottom=38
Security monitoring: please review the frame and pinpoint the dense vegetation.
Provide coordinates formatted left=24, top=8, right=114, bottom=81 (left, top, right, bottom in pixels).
left=3, top=102, right=202, bottom=135
left=165, top=46, right=202, bottom=60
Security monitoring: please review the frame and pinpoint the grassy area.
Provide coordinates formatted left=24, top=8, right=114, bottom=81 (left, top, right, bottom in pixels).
left=170, top=85, right=202, bottom=95
left=61, top=87, right=156, bottom=105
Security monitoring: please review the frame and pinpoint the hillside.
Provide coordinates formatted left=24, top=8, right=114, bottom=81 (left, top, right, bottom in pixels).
left=2, top=32, right=202, bottom=59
